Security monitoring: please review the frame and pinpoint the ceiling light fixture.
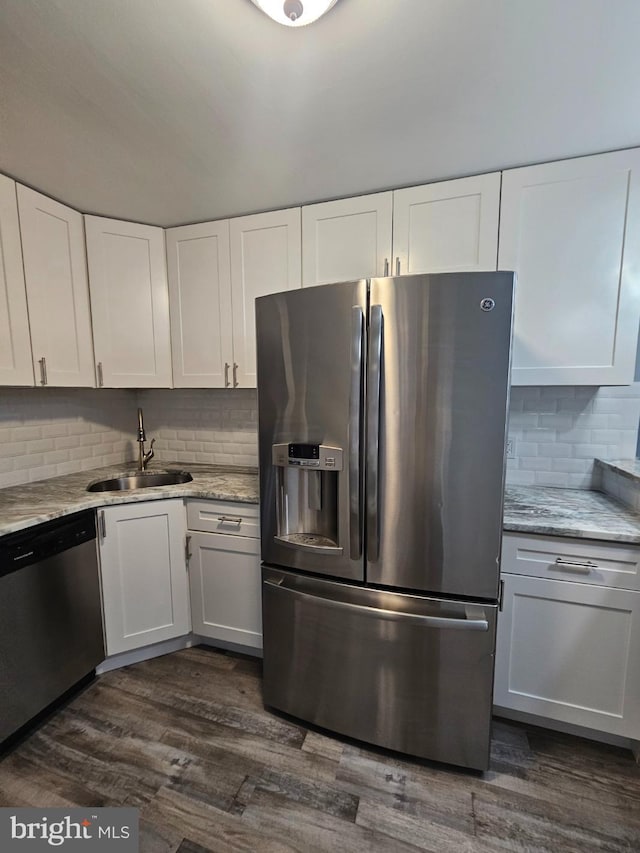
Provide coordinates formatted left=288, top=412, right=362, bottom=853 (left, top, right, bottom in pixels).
left=250, top=0, right=339, bottom=27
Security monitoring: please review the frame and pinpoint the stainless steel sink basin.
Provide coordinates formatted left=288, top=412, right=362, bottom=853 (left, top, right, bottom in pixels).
left=87, top=471, right=193, bottom=492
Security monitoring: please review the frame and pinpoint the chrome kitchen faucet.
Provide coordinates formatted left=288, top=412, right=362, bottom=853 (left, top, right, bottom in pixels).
left=137, top=407, right=155, bottom=471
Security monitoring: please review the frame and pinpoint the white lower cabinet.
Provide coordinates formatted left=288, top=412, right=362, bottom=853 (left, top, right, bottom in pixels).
left=98, top=500, right=190, bottom=656
left=187, top=500, right=262, bottom=650
left=495, top=535, right=640, bottom=740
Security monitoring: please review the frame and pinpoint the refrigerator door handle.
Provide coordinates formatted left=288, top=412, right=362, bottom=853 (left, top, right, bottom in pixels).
left=349, top=305, right=365, bottom=560
left=366, top=303, right=383, bottom=562
left=263, top=578, right=489, bottom=631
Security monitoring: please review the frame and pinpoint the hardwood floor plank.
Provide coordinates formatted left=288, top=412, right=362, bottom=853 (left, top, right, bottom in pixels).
left=240, top=788, right=424, bottom=853
left=356, top=798, right=504, bottom=853
left=235, top=768, right=359, bottom=821
left=139, top=817, right=183, bottom=853
left=472, top=786, right=640, bottom=853
left=142, top=786, right=299, bottom=853
left=114, top=653, right=265, bottom=714
left=177, top=840, right=216, bottom=853
left=336, top=743, right=478, bottom=832
left=108, top=666, right=305, bottom=747
left=160, top=728, right=339, bottom=787
left=301, top=730, right=345, bottom=763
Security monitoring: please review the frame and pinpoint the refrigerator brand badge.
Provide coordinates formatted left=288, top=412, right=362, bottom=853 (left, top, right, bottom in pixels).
left=480, top=298, right=495, bottom=312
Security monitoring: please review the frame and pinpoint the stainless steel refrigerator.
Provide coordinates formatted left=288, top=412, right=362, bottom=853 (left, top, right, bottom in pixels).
left=256, top=272, right=514, bottom=771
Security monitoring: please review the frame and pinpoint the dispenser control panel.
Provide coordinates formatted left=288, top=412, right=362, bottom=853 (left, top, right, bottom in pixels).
left=272, top=443, right=343, bottom=471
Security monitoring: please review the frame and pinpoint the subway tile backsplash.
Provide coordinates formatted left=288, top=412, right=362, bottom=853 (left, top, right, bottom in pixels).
left=506, top=384, right=640, bottom=488
left=1, top=383, right=639, bottom=491
left=137, top=388, right=258, bottom=468
left=0, top=388, right=137, bottom=488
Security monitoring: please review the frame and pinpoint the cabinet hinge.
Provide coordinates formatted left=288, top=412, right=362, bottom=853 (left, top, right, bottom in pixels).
left=498, top=579, right=504, bottom=612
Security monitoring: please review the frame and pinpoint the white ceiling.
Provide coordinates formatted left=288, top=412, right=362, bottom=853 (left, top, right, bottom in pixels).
left=1, top=0, right=639, bottom=227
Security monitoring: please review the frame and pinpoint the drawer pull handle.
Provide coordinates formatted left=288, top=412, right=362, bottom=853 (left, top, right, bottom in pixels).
left=218, top=516, right=243, bottom=526
left=553, top=557, right=597, bottom=574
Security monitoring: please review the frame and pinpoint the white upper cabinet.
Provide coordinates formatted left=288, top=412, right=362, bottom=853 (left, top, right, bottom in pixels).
left=500, top=149, right=640, bottom=386
left=393, top=173, right=501, bottom=276
left=85, top=216, right=172, bottom=388
left=166, top=220, right=233, bottom=388
left=17, top=185, right=95, bottom=387
left=302, top=192, right=393, bottom=286
left=230, top=207, right=301, bottom=388
left=0, top=176, right=33, bottom=386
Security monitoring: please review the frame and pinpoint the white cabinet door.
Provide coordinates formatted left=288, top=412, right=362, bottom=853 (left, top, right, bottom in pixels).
left=392, top=173, right=500, bottom=276
left=98, top=500, right=190, bottom=656
left=85, top=216, right=172, bottom=388
left=494, top=573, right=640, bottom=739
left=302, top=192, right=393, bottom=286
left=17, top=185, right=95, bottom=387
left=230, top=208, right=301, bottom=388
left=499, top=149, right=640, bottom=385
left=166, top=220, right=234, bottom=388
left=189, top=531, right=262, bottom=650
left=0, top=176, right=33, bottom=386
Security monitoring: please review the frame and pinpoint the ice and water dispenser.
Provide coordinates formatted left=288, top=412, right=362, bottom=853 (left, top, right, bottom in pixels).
left=272, top=443, right=343, bottom=554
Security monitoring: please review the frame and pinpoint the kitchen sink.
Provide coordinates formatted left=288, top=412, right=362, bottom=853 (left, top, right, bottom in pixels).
left=87, top=471, right=193, bottom=492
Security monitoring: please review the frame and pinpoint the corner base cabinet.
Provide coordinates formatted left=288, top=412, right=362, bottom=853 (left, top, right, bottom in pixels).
left=98, top=500, right=190, bottom=656
left=495, top=534, right=640, bottom=740
left=187, top=500, right=262, bottom=650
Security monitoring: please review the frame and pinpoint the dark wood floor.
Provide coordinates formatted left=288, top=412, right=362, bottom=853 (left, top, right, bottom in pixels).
left=0, top=647, right=639, bottom=852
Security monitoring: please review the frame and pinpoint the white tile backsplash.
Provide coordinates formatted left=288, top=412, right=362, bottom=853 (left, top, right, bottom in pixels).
left=137, top=388, right=258, bottom=467
left=2, top=383, right=639, bottom=491
left=507, top=384, right=640, bottom=488
left=0, top=388, right=137, bottom=488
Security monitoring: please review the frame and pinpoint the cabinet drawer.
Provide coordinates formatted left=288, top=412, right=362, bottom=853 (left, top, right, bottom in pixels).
left=187, top=500, right=260, bottom=538
left=502, top=533, right=640, bottom=591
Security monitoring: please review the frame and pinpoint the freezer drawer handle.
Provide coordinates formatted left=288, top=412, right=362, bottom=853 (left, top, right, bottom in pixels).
left=552, top=557, right=596, bottom=574
left=264, top=579, right=489, bottom=631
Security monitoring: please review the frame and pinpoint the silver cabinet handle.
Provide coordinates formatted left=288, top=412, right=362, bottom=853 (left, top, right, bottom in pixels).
left=218, top=515, right=243, bottom=526
left=185, top=534, right=192, bottom=563
left=233, top=363, right=239, bottom=388
left=366, top=304, right=383, bottom=562
left=349, top=305, right=364, bottom=560
left=264, top=579, right=489, bottom=631
left=38, top=357, right=47, bottom=385
left=383, top=258, right=389, bottom=276
left=224, top=362, right=230, bottom=388
left=97, top=361, right=104, bottom=387
left=395, top=257, right=401, bottom=276
left=99, top=510, right=106, bottom=540
left=553, top=557, right=597, bottom=574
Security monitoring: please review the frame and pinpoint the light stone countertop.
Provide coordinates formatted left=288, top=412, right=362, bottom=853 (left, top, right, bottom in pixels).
left=2, top=462, right=640, bottom=545
left=503, top=485, right=640, bottom=543
left=0, top=462, right=259, bottom=537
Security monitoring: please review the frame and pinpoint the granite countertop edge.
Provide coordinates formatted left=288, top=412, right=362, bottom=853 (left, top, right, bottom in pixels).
left=0, top=462, right=260, bottom=538
left=2, top=462, right=640, bottom=545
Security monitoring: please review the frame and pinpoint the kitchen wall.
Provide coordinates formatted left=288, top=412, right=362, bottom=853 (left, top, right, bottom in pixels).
left=1, top=383, right=639, bottom=491
left=506, top=384, right=640, bottom=489
left=0, top=389, right=136, bottom=488
left=138, top=389, right=258, bottom=468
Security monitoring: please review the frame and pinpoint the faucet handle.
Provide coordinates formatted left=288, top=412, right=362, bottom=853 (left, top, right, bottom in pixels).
left=143, top=438, right=156, bottom=466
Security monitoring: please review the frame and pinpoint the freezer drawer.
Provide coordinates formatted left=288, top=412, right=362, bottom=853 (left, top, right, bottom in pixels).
left=262, top=567, right=497, bottom=771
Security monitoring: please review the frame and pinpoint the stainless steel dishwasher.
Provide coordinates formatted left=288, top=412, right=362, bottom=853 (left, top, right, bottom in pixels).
left=0, top=509, right=105, bottom=743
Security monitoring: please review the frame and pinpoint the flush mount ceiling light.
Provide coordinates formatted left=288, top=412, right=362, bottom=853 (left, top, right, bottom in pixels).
left=250, top=0, right=339, bottom=27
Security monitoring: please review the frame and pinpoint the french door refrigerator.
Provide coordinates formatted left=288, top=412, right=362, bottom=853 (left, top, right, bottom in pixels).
left=256, top=272, right=514, bottom=771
